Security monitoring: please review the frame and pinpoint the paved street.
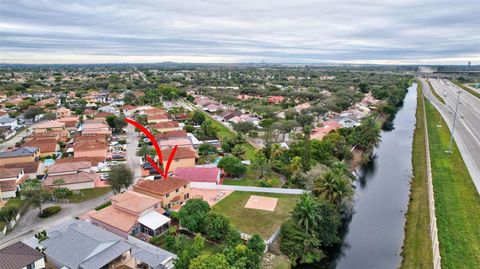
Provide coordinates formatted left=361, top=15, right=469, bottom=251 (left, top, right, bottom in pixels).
left=126, top=123, right=142, bottom=182
left=0, top=191, right=112, bottom=249
left=420, top=77, right=480, bottom=193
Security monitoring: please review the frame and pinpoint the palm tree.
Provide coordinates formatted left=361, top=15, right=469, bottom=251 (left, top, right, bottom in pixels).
left=269, top=143, right=283, bottom=162
left=292, top=194, right=321, bottom=235
left=21, top=180, right=51, bottom=215
left=288, top=156, right=302, bottom=175
left=313, top=171, right=354, bottom=207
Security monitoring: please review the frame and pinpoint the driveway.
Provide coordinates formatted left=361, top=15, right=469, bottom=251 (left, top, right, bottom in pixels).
left=0, top=190, right=112, bottom=249
left=126, top=124, right=142, bottom=182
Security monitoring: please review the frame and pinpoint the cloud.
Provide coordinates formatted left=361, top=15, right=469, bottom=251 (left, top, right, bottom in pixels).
left=0, top=0, right=479, bottom=64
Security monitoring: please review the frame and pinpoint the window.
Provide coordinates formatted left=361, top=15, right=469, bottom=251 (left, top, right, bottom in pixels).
left=176, top=188, right=179, bottom=193
left=26, top=263, right=35, bottom=269
left=184, top=184, right=187, bottom=189
left=184, top=193, right=189, bottom=200
left=166, top=193, right=169, bottom=198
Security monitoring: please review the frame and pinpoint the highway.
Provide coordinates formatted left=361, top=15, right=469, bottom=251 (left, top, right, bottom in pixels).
left=420, top=77, right=480, bottom=193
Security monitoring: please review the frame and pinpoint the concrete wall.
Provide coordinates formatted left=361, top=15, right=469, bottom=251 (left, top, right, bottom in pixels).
left=90, top=218, right=132, bottom=239
left=0, top=155, right=36, bottom=165
left=60, top=181, right=95, bottom=191
left=21, top=258, right=45, bottom=269
left=162, top=157, right=195, bottom=172
left=0, top=190, right=16, bottom=199
left=75, top=148, right=107, bottom=159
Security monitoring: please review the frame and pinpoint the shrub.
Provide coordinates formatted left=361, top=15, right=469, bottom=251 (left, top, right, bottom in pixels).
left=39, top=206, right=61, bottom=218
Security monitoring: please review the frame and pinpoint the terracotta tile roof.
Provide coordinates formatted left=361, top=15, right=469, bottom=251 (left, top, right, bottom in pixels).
left=34, top=120, right=65, bottom=129
left=95, top=112, right=114, bottom=118
left=27, top=130, right=69, bottom=140
left=144, top=108, right=167, bottom=116
left=3, top=161, right=40, bottom=174
left=172, top=167, right=220, bottom=183
left=55, top=156, right=105, bottom=166
left=0, top=167, right=22, bottom=179
left=133, top=177, right=189, bottom=196
left=83, top=118, right=105, bottom=124
left=74, top=139, right=107, bottom=152
left=110, top=191, right=161, bottom=214
left=160, top=139, right=192, bottom=148
left=43, top=171, right=96, bottom=186
left=0, top=179, right=17, bottom=191
left=162, top=147, right=196, bottom=160
left=0, top=242, right=44, bottom=269
left=74, top=133, right=108, bottom=143
left=24, top=138, right=57, bottom=153
left=151, top=121, right=179, bottom=130
left=90, top=206, right=137, bottom=232
left=148, top=114, right=170, bottom=121
left=155, top=130, right=188, bottom=140
left=47, top=161, right=91, bottom=174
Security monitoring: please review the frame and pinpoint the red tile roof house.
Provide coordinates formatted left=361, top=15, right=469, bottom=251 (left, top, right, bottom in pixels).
left=268, top=96, right=285, bottom=104
left=81, top=122, right=112, bottom=136
left=24, top=137, right=59, bottom=157
left=155, top=130, right=188, bottom=141
left=172, top=167, right=221, bottom=188
left=0, top=167, right=28, bottom=199
left=89, top=191, right=170, bottom=238
left=151, top=121, right=181, bottom=132
left=43, top=161, right=96, bottom=190
left=161, top=147, right=196, bottom=173
left=147, top=114, right=171, bottom=124
left=310, top=120, right=342, bottom=141
left=56, top=116, right=80, bottom=131
left=2, top=161, right=40, bottom=179
left=133, top=178, right=191, bottom=209
left=74, top=136, right=108, bottom=160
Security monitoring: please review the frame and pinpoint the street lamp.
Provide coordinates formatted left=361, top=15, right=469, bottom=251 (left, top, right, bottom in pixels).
left=446, top=90, right=461, bottom=154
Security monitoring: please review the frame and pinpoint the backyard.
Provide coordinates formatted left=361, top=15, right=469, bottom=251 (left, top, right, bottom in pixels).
left=68, top=187, right=112, bottom=203
left=212, top=191, right=299, bottom=239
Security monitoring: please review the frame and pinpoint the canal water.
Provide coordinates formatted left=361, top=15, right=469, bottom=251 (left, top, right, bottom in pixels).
left=333, top=83, right=418, bottom=269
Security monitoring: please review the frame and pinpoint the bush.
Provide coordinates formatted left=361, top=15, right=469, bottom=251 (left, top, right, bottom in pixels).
left=118, top=139, right=127, bottom=144
left=39, top=206, right=61, bottom=218
left=150, top=235, right=162, bottom=246
left=95, top=201, right=111, bottom=211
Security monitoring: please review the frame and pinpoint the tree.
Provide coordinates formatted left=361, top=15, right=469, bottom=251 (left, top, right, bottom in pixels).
left=250, top=151, right=271, bottom=179
left=108, top=164, right=133, bottom=194
left=351, top=117, right=381, bottom=153
left=288, top=156, right=302, bottom=175
left=217, top=156, right=246, bottom=177
left=232, top=121, right=256, bottom=135
left=313, top=170, right=354, bottom=208
left=191, top=111, right=206, bottom=125
left=43, top=112, right=56, bottom=120
left=164, top=234, right=186, bottom=253
left=175, top=234, right=205, bottom=269
left=198, top=143, right=217, bottom=156
left=203, top=212, right=230, bottom=241
left=198, top=120, right=217, bottom=139
left=189, top=253, right=230, bottom=269
left=178, top=199, right=210, bottom=233
left=184, top=124, right=195, bottom=133
left=247, top=234, right=265, bottom=256
left=231, top=144, right=245, bottom=157
left=301, top=125, right=312, bottom=172
left=21, top=179, right=50, bottom=215
left=0, top=206, right=18, bottom=228
left=280, top=194, right=341, bottom=265
left=24, top=107, right=44, bottom=119
left=223, top=244, right=259, bottom=269
left=53, top=187, right=73, bottom=199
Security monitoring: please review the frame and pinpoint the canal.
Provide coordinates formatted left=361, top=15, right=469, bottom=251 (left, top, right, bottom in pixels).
left=333, top=83, right=418, bottom=269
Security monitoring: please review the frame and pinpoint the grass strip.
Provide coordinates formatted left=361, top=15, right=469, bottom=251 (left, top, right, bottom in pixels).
left=424, top=97, right=480, bottom=269
left=452, top=81, right=480, bottom=99
left=427, top=80, right=446, bottom=104
left=400, top=82, right=433, bottom=269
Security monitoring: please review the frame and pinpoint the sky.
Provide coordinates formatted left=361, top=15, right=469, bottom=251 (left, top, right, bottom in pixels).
left=0, top=0, right=479, bottom=64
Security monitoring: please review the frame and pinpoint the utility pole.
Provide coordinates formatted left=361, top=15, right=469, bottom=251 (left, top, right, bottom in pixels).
left=447, top=90, right=461, bottom=153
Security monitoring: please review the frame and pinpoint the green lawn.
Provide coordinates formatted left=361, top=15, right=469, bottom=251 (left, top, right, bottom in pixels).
left=198, top=109, right=256, bottom=160
left=68, top=187, right=111, bottom=203
left=223, top=168, right=283, bottom=187
left=95, top=201, right=112, bottom=211
left=424, top=99, right=480, bottom=268
left=0, top=198, right=28, bottom=232
left=453, top=81, right=480, bottom=99
left=400, top=83, right=433, bottom=269
left=156, top=234, right=225, bottom=254
left=213, top=191, right=299, bottom=239
left=427, top=80, right=446, bottom=104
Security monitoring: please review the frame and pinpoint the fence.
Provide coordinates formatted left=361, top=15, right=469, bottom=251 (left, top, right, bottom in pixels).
left=422, top=90, right=442, bottom=269
left=190, top=183, right=306, bottom=195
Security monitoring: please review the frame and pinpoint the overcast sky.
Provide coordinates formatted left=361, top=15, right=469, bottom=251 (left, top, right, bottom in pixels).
left=1, top=0, right=479, bottom=64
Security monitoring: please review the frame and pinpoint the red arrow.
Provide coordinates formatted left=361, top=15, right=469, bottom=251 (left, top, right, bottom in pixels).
left=125, top=118, right=177, bottom=179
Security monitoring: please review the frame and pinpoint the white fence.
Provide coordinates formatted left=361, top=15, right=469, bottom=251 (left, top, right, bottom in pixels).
left=190, top=183, right=306, bottom=195
left=422, top=92, right=442, bottom=269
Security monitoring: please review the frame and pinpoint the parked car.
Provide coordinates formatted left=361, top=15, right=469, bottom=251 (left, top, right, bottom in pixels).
left=100, top=173, right=110, bottom=181
left=149, top=168, right=159, bottom=175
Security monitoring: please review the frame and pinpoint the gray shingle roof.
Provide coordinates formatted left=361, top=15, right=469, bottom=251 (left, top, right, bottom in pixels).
left=130, top=238, right=177, bottom=269
left=0, top=241, right=44, bottom=269
left=0, top=117, right=16, bottom=123
left=0, top=147, right=38, bottom=158
left=26, top=220, right=131, bottom=269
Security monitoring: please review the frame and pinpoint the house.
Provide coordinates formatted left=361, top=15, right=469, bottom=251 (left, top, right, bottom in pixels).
left=55, top=107, right=71, bottom=118
left=56, top=116, right=79, bottom=131
left=336, top=116, right=359, bottom=128
left=268, top=96, right=285, bottom=104
left=33, top=120, right=65, bottom=134
left=0, top=241, right=45, bottom=269
left=98, top=105, right=117, bottom=114
left=172, top=167, right=221, bottom=188
left=23, top=219, right=176, bottom=269
left=25, top=129, right=70, bottom=143
left=81, top=122, right=111, bottom=136
left=2, top=161, right=40, bottom=179
left=0, top=167, right=28, bottom=199
left=155, top=130, right=188, bottom=141
left=144, top=108, right=167, bottom=117
left=24, top=138, right=58, bottom=157
left=147, top=114, right=171, bottom=124
left=294, top=102, right=311, bottom=113
left=311, top=121, right=342, bottom=141
left=160, top=139, right=193, bottom=151
left=133, top=178, right=191, bottom=209
left=74, top=135, right=108, bottom=159
left=0, top=117, right=18, bottom=131
left=151, top=121, right=180, bottom=132
left=90, top=191, right=169, bottom=238
left=0, top=110, right=8, bottom=119
left=95, top=111, right=114, bottom=120
left=0, top=147, right=39, bottom=166
left=162, top=147, right=196, bottom=172
left=43, top=160, right=96, bottom=190
left=121, top=104, right=137, bottom=117
left=35, top=97, right=56, bottom=107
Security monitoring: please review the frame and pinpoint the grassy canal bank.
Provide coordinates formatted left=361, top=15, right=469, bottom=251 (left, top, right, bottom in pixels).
left=400, top=83, right=433, bottom=269
left=424, top=92, right=480, bottom=268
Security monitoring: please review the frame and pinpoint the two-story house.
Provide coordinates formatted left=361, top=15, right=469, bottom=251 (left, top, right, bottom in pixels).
left=0, top=147, right=39, bottom=166
left=133, top=177, right=190, bottom=210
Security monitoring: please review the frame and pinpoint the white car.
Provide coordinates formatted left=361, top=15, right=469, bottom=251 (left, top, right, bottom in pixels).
left=100, top=173, right=110, bottom=180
